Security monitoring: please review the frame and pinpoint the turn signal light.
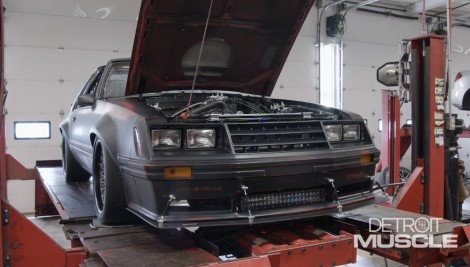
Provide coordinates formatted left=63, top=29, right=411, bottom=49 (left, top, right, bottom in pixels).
left=164, top=167, right=192, bottom=179
left=360, top=154, right=373, bottom=165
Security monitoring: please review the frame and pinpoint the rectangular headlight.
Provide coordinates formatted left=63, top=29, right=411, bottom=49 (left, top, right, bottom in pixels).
left=152, top=130, right=181, bottom=148
left=343, top=124, right=361, bottom=141
left=324, top=124, right=342, bottom=142
left=187, top=129, right=216, bottom=148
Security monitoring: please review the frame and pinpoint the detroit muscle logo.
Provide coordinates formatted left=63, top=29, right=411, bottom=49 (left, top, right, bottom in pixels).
left=354, top=217, right=458, bottom=249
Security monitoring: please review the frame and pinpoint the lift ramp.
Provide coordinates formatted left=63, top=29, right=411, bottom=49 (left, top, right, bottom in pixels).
left=37, top=163, right=96, bottom=220
left=36, top=163, right=470, bottom=267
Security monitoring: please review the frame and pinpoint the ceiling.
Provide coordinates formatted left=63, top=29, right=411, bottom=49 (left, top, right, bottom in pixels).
left=4, top=0, right=470, bottom=24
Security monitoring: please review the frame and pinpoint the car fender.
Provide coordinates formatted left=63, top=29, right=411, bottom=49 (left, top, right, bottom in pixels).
left=59, top=122, right=69, bottom=140
left=91, top=114, right=120, bottom=168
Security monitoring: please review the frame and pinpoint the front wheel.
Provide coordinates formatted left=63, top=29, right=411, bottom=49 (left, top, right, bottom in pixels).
left=92, top=138, right=135, bottom=225
left=62, top=137, right=90, bottom=182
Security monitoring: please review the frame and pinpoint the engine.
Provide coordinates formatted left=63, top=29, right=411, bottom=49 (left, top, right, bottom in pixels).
left=145, top=92, right=339, bottom=121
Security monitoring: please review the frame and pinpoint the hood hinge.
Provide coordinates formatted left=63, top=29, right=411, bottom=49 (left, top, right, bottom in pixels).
left=137, top=75, right=148, bottom=100
left=261, top=80, right=271, bottom=98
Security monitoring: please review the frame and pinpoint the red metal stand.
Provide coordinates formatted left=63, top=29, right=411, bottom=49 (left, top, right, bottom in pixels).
left=413, top=36, right=446, bottom=218
left=392, top=164, right=424, bottom=212
left=391, top=36, right=446, bottom=217
left=0, top=1, right=6, bottom=264
left=2, top=202, right=86, bottom=266
left=380, top=91, right=402, bottom=195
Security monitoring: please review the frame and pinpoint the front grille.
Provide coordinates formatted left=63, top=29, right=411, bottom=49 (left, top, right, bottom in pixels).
left=239, top=188, right=326, bottom=212
left=227, top=121, right=329, bottom=153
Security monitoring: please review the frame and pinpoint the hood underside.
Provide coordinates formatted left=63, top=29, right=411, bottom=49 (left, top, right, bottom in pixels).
left=126, top=0, right=315, bottom=97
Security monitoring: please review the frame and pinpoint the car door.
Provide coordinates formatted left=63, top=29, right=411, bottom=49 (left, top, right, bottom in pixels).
left=68, top=67, right=103, bottom=172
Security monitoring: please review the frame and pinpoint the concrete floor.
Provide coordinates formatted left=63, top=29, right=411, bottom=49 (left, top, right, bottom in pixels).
left=27, top=216, right=406, bottom=267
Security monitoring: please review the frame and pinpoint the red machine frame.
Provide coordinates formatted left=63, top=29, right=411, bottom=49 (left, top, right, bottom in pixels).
left=381, top=36, right=447, bottom=218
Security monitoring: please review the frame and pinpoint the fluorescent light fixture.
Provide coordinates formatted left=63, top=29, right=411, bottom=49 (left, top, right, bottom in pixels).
left=320, top=43, right=341, bottom=108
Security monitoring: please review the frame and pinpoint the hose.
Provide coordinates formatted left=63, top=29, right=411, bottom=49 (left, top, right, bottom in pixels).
left=190, top=100, right=230, bottom=116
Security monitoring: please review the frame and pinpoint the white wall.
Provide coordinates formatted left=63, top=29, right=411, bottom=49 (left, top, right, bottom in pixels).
left=4, top=12, right=136, bottom=209
left=4, top=12, right=136, bottom=168
left=272, top=9, right=317, bottom=103
left=342, top=12, right=421, bottom=170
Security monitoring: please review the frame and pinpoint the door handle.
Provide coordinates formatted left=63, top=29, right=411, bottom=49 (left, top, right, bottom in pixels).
left=72, top=117, right=76, bottom=123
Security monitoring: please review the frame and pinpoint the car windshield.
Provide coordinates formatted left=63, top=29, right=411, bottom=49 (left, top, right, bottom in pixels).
left=103, top=63, right=129, bottom=98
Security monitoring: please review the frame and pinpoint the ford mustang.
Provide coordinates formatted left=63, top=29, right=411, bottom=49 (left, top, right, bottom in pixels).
left=60, top=0, right=380, bottom=228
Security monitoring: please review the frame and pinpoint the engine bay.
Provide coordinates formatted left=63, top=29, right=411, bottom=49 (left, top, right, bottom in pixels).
left=143, top=92, right=341, bottom=122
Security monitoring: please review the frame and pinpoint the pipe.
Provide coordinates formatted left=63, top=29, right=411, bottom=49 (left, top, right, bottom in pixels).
left=447, top=0, right=452, bottom=114
left=421, top=0, right=426, bottom=34
left=344, top=0, right=380, bottom=16
left=189, top=100, right=229, bottom=115
left=356, top=8, right=419, bottom=20
left=344, top=1, right=406, bottom=12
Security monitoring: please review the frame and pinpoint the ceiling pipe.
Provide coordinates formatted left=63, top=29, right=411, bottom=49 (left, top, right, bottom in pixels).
left=432, top=13, right=470, bottom=29
left=344, top=0, right=381, bottom=16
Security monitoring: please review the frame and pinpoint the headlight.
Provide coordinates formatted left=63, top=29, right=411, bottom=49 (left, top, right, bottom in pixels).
left=187, top=129, right=216, bottom=148
left=152, top=130, right=181, bottom=148
left=343, top=124, right=361, bottom=141
left=324, top=125, right=342, bottom=142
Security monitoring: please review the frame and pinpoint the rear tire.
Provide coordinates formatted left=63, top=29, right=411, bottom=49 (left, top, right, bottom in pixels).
left=92, top=138, right=135, bottom=225
left=62, top=137, right=90, bottom=182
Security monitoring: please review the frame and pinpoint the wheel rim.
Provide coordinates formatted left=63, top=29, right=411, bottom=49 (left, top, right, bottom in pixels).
left=399, top=168, right=411, bottom=182
left=98, top=150, right=106, bottom=211
left=62, top=141, right=67, bottom=174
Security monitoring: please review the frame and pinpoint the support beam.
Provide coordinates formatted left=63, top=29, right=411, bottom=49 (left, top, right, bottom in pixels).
left=406, top=0, right=447, bottom=15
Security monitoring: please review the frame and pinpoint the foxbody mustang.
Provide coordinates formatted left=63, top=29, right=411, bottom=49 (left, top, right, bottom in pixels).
left=60, top=0, right=379, bottom=228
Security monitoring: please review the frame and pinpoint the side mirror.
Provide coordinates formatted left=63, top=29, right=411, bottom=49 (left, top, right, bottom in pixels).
left=377, top=62, right=399, bottom=87
left=77, top=94, right=96, bottom=107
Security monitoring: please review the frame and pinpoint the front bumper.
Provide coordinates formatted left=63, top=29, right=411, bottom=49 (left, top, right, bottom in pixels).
left=120, top=146, right=379, bottom=228
left=133, top=193, right=375, bottom=228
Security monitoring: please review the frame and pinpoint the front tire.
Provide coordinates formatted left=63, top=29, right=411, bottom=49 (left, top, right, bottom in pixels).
left=92, top=138, right=135, bottom=225
left=62, top=137, right=90, bottom=182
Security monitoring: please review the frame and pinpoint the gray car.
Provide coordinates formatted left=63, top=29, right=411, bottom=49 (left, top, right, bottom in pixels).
left=60, top=0, right=380, bottom=228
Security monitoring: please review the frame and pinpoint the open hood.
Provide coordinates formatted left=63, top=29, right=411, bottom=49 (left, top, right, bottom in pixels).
left=126, top=0, right=315, bottom=97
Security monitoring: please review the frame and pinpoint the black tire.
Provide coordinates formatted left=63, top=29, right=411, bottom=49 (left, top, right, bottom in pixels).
left=62, top=137, right=90, bottom=182
left=92, top=138, right=135, bottom=225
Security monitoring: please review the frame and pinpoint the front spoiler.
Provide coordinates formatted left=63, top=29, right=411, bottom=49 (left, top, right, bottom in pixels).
left=127, top=192, right=376, bottom=228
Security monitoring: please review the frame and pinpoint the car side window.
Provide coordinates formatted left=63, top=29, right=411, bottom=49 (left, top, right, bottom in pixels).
left=82, top=68, right=103, bottom=96
left=84, top=76, right=100, bottom=95
left=72, top=68, right=103, bottom=110
left=103, top=64, right=129, bottom=98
